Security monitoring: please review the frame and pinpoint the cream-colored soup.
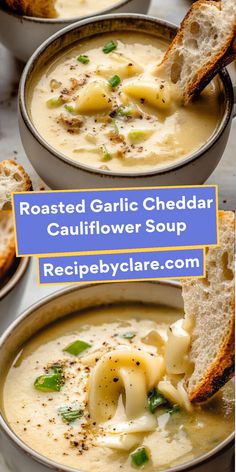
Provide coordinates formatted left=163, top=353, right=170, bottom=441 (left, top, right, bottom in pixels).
left=55, top=0, right=119, bottom=19
left=3, top=304, right=234, bottom=471
left=29, top=33, right=222, bottom=174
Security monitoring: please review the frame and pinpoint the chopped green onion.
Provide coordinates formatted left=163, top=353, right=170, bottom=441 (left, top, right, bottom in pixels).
left=34, top=363, right=65, bottom=392
left=64, top=104, right=76, bottom=114
left=131, top=447, right=150, bottom=467
left=116, top=105, right=135, bottom=117
left=121, top=331, right=136, bottom=340
left=148, top=388, right=167, bottom=413
left=51, top=363, right=63, bottom=375
left=128, top=129, right=153, bottom=144
left=63, top=339, right=91, bottom=356
left=77, top=54, right=90, bottom=64
left=103, top=40, right=117, bottom=54
left=46, top=97, right=64, bottom=109
left=101, top=145, right=112, bottom=162
left=59, top=406, right=83, bottom=424
left=108, top=75, right=121, bottom=89
left=166, top=405, right=180, bottom=415
left=34, top=373, right=63, bottom=392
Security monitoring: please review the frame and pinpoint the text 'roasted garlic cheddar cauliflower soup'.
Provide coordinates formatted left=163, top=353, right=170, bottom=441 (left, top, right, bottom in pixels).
left=2, top=304, right=234, bottom=471
left=29, top=32, right=223, bottom=174
left=55, top=0, right=120, bottom=19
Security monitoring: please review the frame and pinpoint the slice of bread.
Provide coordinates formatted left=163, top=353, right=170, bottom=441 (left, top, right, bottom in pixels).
left=158, top=0, right=236, bottom=103
left=0, top=211, right=15, bottom=280
left=3, top=0, right=57, bottom=18
left=0, top=160, right=32, bottom=211
left=182, top=211, right=235, bottom=403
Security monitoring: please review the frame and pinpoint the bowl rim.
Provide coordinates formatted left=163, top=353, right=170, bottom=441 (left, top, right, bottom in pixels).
left=0, top=0, right=138, bottom=23
left=19, top=13, right=234, bottom=179
left=0, top=280, right=234, bottom=472
left=0, top=257, right=30, bottom=301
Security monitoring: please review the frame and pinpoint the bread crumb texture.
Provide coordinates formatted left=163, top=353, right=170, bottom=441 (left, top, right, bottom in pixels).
left=0, top=160, right=32, bottom=211
left=159, top=0, right=236, bottom=102
left=182, top=211, right=235, bottom=402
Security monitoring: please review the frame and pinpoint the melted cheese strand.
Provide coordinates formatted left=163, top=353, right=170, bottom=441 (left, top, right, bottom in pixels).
left=88, top=348, right=164, bottom=423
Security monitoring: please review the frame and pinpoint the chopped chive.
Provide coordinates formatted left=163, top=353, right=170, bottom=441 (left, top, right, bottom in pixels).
left=103, top=40, right=117, bottom=54
left=131, top=447, right=150, bottom=467
left=59, top=406, right=83, bottom=424
left=77, top=54, right=90, bottom=64
left=166, top=405, right=181, bottom=415
left=108, top=75, right=121, bottom=89
left=46, top=97, right=64, bottom=109
left=101, top=145, right=112, bottom=162
left=121, top=331, right=136, bottom=340
left=34, top=373, right=63, bottom=392
left=63, top=339, right=91, bottom=356
left=148, top=388, right=168, bottom=413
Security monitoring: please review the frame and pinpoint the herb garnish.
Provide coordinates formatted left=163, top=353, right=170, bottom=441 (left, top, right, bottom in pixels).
left=103, top=40, right=117, bottom=54
left=131, top=447, right=150, bottom=467
left=148, top=388, right=168, bottom=413
left=108, top=75, right=121, bottom=88
left=63, top=340, right=91, bottom=356
left=77, top=55, right=90, bottom=64
left=58, top=405, right=83, bottom=424
left=34, top=364, right=65, bottom=392
left=121, top=331, right=136, bottom=340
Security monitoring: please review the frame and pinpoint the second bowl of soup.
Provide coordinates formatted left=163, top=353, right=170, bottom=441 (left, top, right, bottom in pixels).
left=19, top=14, right=234, bottom=189
left=0, top=281, right=234, bottom=472
left=0, top=0, right=151, bottom=62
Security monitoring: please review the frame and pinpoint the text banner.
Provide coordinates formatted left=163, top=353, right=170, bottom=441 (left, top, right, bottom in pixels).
left=38, top=249, right=205, bottom=284
left=13, top=186, right=218, bottom=256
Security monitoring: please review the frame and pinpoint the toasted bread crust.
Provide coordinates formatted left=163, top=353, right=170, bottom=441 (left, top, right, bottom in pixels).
left=189, top=302, right=235, bottom=402
left=185, top=31, right=236, bottom=103
left=0, top=159, right=32, bottom=189
left=0, top=211, right=15, bottom=280
left=3, top=0, right=57, bottom=18
left=187, top=211, right=235, bottom=403
left=160, top=0, right=236, bottom=103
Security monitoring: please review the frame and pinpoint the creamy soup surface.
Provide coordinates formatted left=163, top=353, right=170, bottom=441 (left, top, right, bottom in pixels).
left=3, top=304, right=234, bottom=471
left=55, top=0, right=119, bottom=18
left=29, top=32, right=222, bottom=174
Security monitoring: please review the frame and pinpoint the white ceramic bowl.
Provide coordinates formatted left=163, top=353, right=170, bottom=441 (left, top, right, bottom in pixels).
left=0, top=257, right=29, bottom=300
left=0, top=281, right=234, bottom=472
left=0, top=0, right=151, bottom=62
left=19, top=14, right=235, bottom=189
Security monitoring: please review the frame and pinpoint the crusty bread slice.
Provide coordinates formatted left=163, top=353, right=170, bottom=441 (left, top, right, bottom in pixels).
left=158, top=0, right=236, bottom=103
left=0, top=211, right=15, bottom=280
left=0, top=160, right=32, bottom=211
left=182, top=211, right=235, bottom=403
left=3, top=0, right=57, bottom=18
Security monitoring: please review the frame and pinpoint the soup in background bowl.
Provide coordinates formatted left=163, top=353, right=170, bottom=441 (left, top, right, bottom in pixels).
left=0, top=1, right=151, bottom=61
left=55, top=0, right=130, bottom=19
left=0, top=282, right=234, bottom=472
left=19, top=15, right=234, bottom=188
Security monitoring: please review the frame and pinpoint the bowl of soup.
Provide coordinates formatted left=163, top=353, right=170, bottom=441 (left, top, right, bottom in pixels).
left=18, top=14, right=234, bottom=189
left=0, top=281, right=234, bottom=472
left=0, top=0, right=151, bottom=62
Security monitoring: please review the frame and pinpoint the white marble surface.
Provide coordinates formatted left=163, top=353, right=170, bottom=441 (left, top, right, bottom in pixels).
left=0, top=0, right=235, bottom=469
